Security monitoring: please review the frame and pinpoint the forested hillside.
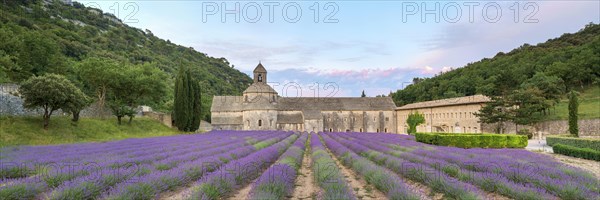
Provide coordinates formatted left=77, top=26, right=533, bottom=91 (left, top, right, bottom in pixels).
left=0, top=0, right=253, bottom=121
left=391, top=23, right=600, bottom=107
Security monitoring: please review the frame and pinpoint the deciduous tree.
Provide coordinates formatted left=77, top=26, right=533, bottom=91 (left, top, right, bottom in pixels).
left=19, top=74, right=87, bottom=129
left=106, top=63, right=168, bottom=125
left=406, top=111, right=425, bottom=135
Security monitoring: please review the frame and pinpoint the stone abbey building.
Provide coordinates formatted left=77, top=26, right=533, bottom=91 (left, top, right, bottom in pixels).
left=211, top=63, right=490, bottom=133
left=211, top=63, right=397, bottom=132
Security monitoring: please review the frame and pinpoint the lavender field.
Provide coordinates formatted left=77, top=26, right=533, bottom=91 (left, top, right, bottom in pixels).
left=0, top=131, right=598, bottom=200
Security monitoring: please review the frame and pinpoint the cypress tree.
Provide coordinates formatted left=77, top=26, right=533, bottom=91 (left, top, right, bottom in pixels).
left=190, top=77, right=202, bottom=130
left=173, top=66, right=201, bottom=132
left=568, top=90, right=579, bottom=137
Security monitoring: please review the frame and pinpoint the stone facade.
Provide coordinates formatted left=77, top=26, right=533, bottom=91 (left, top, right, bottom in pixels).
left=211, top=63, right=397, bottom=133
left=395, top=95, right=490, bottom=134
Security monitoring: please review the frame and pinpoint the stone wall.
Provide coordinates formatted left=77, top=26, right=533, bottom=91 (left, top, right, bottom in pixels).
left=0, top=84, right=18, bottom=94
left=211, top=111, right=243, bottom=130
left=242, top=110, right=278, bottom=130
left=0, top=84, right=114, bottom=117
left=199, top=120, right=212, bottom=131
left=142, top=111, right=172, bottom=128
left=481, top=119, right=599, bottom=138
left=536, top=119, right=599, bottom=137
left=304, top=119, right=322, bottom=133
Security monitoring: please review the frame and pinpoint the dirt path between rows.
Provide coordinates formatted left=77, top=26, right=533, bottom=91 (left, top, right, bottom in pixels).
left=325, top=148, right=388, bottom=200
left=229, top=177, right=256, bottom=199
left=291, top=147, right=317, bottom=200
left=159, top=183, right=195, bottom=200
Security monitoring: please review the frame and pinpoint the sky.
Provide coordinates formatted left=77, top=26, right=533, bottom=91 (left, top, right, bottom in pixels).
left=77, top=0, right=599, bottom=97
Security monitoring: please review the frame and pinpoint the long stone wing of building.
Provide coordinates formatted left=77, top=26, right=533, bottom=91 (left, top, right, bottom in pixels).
left=211, top=95, right=397, bottom=133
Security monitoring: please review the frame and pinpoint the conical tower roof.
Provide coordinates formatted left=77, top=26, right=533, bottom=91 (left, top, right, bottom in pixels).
left=253, top=62, right=267, bottom=73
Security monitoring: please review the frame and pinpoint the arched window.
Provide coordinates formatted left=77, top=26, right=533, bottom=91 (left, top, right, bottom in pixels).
left=359, top=128, right=363, bottom=132
left=258, top=74, right=263, bottom=82
left=384, top=128, right=388, bottom=133
left=329, top=128, right=333, bottom=132
left=258, top=120, right=262, bottom=127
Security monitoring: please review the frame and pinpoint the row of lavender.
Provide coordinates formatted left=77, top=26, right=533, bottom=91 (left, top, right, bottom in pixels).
left=320, top=133, right=421, bottom=199
left=325, top=132, right=600, bottom=200
left=0, top=131, right=294, bottom=200
left=247, top=132, right=308, bottom=199
left=185, top=132, right=301, bottom=199
left=310, top=133, right=357, bottom=199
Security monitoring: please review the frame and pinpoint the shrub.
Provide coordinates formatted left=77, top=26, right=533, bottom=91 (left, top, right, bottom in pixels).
left=553, top=144, right=600, bottom=161
left=546, top=136, right=600, bottom=151
left=414, top=132, right=436, bottom=144
left=415, top=133, right=527, bottom=148
left=506, top=136, right=528, bottom=148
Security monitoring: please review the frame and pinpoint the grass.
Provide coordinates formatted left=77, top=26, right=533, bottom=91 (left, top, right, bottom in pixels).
left=542, top=85, right=600, bottom=121
left=0, top=116, right=182, bottom=147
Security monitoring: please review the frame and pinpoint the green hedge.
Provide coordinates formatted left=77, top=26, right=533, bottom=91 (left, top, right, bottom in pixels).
left=415, top=132, right=528, bottom=148
left=546, top=136, right=600, bottom=151
left=553, top=144, right=600, bottom=161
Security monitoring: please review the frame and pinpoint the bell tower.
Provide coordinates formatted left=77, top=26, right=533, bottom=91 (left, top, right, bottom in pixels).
left=253, top=62, right=267, bottom=84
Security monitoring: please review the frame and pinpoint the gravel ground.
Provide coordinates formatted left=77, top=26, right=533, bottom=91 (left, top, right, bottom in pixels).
left=543, top=152, right=600, bottom=179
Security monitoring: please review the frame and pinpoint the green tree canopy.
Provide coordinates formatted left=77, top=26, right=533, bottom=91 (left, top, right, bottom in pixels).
left=76, top=57, right=120, bottom=111
left=475, top=96, right=512, bottom=133
left=406, top=111, right=425, bottom=135
left=19, top=73, right=87, bottom=129
left=106, top=63, right=169, bottom=125
left=520, top=72, right=565, bottom=107
left=510, top=87, right=548, bottom=129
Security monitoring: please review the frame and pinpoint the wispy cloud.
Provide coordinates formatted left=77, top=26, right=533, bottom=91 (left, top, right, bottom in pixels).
left=79, top=0, right=599, bottom=97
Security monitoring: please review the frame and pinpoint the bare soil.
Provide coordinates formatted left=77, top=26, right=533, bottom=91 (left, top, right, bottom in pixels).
left=291, top=148, right=318, bottom=200
left=229, top=178, right=256, bottom=200
left=403, top=178, right=441, bottom=200
left=159, top=184, right=194, bottom=200
left=544, top=152, right=600, bottom=179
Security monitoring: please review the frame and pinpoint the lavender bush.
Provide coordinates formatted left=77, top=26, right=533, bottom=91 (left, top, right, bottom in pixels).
left=310, top=133, right=356, bottom=200
left=248, top=133, right=308, bottom=200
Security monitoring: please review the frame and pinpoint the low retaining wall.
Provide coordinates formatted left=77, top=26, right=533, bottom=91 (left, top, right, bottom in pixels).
left=142, top=111, right=172, bottom=128
left=482, top=119, right=600, bottom=138
left=536, top=119, right=599, bottom=137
